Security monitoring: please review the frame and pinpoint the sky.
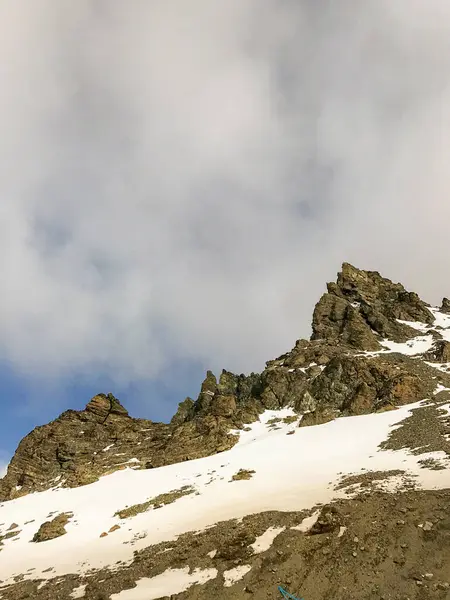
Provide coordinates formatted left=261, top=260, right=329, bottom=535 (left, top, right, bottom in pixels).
left=2, top=0, right=450, bottom=471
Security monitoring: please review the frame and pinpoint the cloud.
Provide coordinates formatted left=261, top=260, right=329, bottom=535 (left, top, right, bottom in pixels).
left=1, top=1, right=450, bottom=389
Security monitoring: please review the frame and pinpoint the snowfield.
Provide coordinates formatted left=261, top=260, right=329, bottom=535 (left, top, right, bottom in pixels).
left=0, top=401, right=449, bottom=590
left=1, top=307, right=450, bottom=597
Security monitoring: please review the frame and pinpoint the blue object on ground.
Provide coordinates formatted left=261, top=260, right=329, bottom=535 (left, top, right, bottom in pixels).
left=278, top=585, right=303, bottom=599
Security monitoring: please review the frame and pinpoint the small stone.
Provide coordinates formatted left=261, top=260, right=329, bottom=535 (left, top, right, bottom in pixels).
left=437, top=582, right=450, bottom=590
left=353, top=536, right=359, bottom=543
left=423, top=573, right=434, bottom=580
left=352, top=551, right=357, bottom=557
left=416, top=581, right=423, bottom=587
left=400, top=543, right=408, bottom=549
left=423, top=521, right=433, bottom=531
left=397, top=520, right=406, bottom=525
left=100, top=532, right=108, bottom=538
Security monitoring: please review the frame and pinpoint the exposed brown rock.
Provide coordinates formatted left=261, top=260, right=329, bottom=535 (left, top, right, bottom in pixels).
left=32, top=513, right=72, bottom=543
left=299, top=408, right=339, bottom=427
left=312, top=263, right=434, bottom=350
left=231, top=469, right=255, bottom=481
left=309, top=505, right=342, bottom=535
left=1, top=262, right=448, bottom=501
left=424, top=339, right=450, bottom=362
left=441, top=297, right=450, bottom=313
left=85, top=393, right=129, bottom=421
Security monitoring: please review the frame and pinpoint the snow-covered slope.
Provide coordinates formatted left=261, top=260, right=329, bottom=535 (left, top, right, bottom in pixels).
left=1, top=396, right=449, bottom=595
left=2, top=284, right=450, bottom=599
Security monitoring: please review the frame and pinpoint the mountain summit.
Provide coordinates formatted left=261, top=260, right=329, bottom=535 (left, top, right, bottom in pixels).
left=1, top=263, right=448, bottom=502
left=1, top=263, right=450, bottom=600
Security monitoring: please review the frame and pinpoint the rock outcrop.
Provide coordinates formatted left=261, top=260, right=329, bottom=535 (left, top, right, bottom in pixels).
left=32, top=513, right=72, bottom=543
left=312, top=262, right=434, bottom=350
left=1, top=262, right=449, bottom=501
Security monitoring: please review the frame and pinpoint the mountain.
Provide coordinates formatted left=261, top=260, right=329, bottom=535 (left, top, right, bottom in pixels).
left=1, top=263, right=450, bottom=600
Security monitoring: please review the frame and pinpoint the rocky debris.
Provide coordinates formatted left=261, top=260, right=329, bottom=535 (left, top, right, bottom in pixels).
left=5, top=489, right=450, bottom=600
left=299, top=408, right=339, bottom=427
left=1, top=262, right=450, bottom=501
left=334, top=470, right=406, bottom=492
left=379, top=399, right=450, bottom=458
left=0, top=529, right=20, bottom=550
left=231, top=469, right=255, bottom=482
left=115, top=486, right=195, bottom=519
left=32, top=513, right=72, bottom=543
left=309, top=505, right=342, bottom=535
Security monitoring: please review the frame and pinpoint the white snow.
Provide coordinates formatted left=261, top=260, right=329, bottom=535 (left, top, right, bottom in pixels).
left=430, top=308, right=450, bottom=335
left=0, top=400, right=449, bottom=588
left=424, top=361, right=450, bottom=373
left=70, top=584, right=87, bottom=598
left=396, top=308, right=450, bottom=339
left=250, top=526, right=285, bottom=554
left=337, top=526, right=347, bottom=538
left=109, top=567, right=218, bottom=600
left=291, top=511, right=320, bottom=533
left=379, top=335, right=434, bottom=356
left=223, top=565, right=252, bottom=587
left=396, top=319, right=431, bottom=333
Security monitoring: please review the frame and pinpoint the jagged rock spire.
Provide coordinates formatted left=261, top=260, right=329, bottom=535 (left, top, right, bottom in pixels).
left=311, top=263, right=434, bottom=350
left=85, top=393, right=129, bottom=421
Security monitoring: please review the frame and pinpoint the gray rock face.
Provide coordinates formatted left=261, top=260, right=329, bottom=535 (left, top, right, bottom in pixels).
left=1, top=262, right=448, bottom=500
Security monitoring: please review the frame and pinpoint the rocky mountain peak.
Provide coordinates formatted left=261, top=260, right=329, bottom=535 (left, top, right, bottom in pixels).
left=85, top=393, right=129, bottom=421
left=2, top=262, right=450, bottom=503
left=312, top=263, right=434, bottom=350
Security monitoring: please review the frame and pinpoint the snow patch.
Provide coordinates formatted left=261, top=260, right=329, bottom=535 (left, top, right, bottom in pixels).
left=430, top=308, right=450, bottom=336
left=396, top=319, right=430, bottom=333
left=379, top=335, right=434, bottom=356
left=223, top=565, right=252, bottom=587
left=291, top=511, right=320, bottom=533
left=70, top=584, right=87, bottom=599
left=110, top=567, right=217, bottom=600
left=338, top=526, right=347, bottom=538
left=250, top=526, right=285, bottom=554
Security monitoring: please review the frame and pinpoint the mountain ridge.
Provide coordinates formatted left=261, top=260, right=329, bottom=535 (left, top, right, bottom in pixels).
left=1, top=262, right=450, bottom=600
left=2, top=262, right=450, bottom=502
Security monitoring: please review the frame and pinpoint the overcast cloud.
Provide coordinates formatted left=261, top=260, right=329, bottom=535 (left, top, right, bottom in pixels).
left=1, top=1, right=450, bottom=389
